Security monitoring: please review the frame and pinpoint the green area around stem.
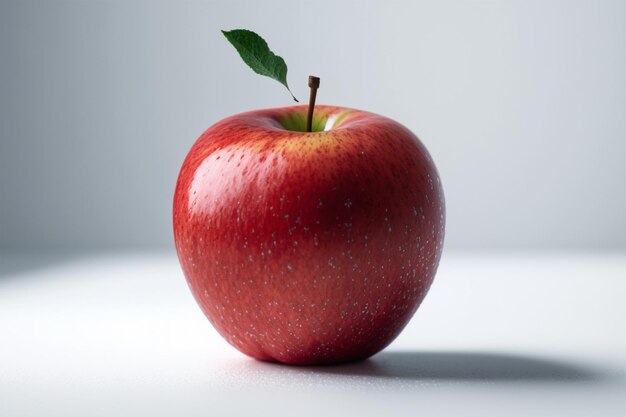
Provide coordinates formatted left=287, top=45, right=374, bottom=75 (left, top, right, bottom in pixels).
left=279, top=109, right=353, bottom=133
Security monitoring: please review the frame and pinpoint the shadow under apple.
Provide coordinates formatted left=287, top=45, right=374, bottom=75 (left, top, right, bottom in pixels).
left=304, top=351, right=608, bottom=383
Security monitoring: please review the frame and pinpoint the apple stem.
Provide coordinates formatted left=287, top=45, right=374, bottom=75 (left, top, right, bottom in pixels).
left=306, top=76, right=320, bottom=132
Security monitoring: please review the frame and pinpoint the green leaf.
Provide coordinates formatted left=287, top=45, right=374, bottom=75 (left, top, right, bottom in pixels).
left=222, top=29, right=298, bottom=102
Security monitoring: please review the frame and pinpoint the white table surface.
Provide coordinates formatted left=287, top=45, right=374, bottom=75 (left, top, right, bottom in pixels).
left=1, top=251, right=625, bottom=416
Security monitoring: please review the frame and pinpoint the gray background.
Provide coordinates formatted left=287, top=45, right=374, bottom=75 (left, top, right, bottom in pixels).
left=1, top=0, right=624, bottom=251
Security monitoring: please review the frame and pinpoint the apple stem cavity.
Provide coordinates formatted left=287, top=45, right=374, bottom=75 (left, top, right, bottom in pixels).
left=306, top=76, right=320, bottom=132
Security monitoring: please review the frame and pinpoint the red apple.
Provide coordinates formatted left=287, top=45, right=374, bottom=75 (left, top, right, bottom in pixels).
left=173, top=105, right=445, bottom=365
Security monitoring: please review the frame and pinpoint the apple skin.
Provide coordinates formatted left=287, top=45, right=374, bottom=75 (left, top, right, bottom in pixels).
left=173, top=105, right=445, bottom=365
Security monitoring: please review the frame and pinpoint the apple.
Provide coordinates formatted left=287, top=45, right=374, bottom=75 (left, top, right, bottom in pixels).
left=173, top=105, right=445, bottom=365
